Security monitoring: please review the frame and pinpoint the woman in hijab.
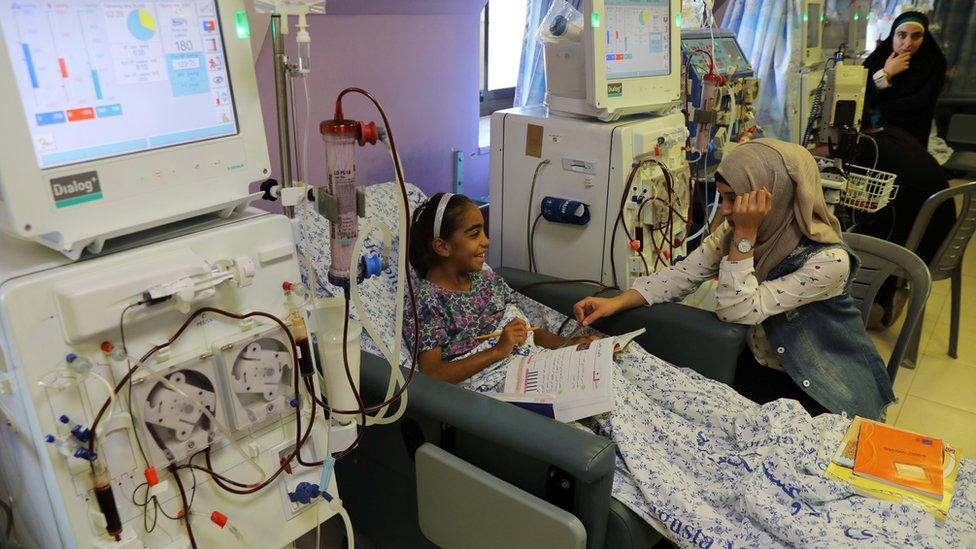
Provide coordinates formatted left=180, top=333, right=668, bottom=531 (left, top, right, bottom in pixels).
left=863, top=11, right=947, bottom=147
left=574, top=139, right=895, bottom=420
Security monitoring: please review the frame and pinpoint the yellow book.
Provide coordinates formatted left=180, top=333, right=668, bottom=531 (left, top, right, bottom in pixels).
left=825, top=441, right=960, bottom=521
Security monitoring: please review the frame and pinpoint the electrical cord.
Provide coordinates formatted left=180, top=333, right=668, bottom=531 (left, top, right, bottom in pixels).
left=0, top=499, right=12, bottom=541
left=859, top=132, right=880, bottom=170
left=802, top=58, right=838, bottom=148
left=529, top=213, right=543, bottom=273
left=526, top=159, right=550, bottom=272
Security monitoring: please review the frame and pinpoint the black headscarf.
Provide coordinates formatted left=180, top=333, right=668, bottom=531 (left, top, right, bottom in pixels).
left=863, top=11, right=947, bottom=146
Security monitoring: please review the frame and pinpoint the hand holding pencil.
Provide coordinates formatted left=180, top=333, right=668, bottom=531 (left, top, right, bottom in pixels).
left=484, top=318, right=531, bottom=357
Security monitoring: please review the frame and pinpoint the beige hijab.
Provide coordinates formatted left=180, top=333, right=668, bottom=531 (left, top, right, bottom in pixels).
left=715, top=138, right=842, bottom=281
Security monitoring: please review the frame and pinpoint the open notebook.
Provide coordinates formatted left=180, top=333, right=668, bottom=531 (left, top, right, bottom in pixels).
left=488, top=329, right=645, bottom=422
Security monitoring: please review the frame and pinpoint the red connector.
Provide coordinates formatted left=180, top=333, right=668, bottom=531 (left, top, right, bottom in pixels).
left=144, top=467, right=159, bottom=487
left=282, top=281, right=295, bottom=293
left=210, top=511, right=228, bottom=528
left=358, top=121, right=378, bottom=146
left=100, top=341, right=114, bottom=354
left=629, top=240, right=641, bottom=252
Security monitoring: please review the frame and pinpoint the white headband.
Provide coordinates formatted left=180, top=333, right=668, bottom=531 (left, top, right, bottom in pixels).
left=433, top=193, right=455, bottom=239
left=895, top=21, right=924, bottom=33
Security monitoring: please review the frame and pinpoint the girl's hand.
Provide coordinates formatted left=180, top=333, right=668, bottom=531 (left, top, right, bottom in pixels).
left=494, top=319, right=528, bottom=356
left=729, top=189, right=772, bottom=236
left=884, top=51, right=911, bottom=78
left=574, top=296, right=621, bottom=327
left=565, top=335, right=601, bottom=348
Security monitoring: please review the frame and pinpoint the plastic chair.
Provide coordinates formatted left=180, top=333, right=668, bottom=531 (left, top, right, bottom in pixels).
left=943, top=114, right=976, bottom=176
left=842, top=233, right=931, bottom=380
left=904, top=181, right=976, bottom=358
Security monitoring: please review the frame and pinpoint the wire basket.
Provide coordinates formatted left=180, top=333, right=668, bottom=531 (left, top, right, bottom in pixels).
left=839, top=163, right=898, bottom=212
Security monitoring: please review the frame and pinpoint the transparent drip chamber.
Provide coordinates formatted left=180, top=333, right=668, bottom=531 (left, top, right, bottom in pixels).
left=321, top=121, right=360, bottom=286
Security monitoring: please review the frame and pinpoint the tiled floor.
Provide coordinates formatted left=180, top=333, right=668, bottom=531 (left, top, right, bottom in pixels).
left=871, top=179, right=976, bottom=459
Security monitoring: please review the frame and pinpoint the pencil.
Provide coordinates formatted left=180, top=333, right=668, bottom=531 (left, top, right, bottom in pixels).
left=477, top=326, right=539, bottom=340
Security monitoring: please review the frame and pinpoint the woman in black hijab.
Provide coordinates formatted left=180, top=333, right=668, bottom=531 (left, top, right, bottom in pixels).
left=863, top=11, right=947, bottom=147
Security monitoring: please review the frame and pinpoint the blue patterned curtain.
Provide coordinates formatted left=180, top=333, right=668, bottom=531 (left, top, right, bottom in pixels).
left=514, top=0, right=582, bottom=108
left=722, top=0, right=803, bottom=140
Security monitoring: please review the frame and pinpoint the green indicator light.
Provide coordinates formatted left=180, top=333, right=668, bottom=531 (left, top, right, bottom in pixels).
left=820, top=12, right=825, bottom=22
left=591, top=11, right=601, bottom=28
left=235, top=10, right=251, bottom=40
left=803, top=11, right=808, bottom=22
left=676, top=12, right=682, bottom=27
left=853, top=11, right=860, bottom=21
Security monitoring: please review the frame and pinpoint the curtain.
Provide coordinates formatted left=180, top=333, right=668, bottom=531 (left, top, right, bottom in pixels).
left=722, top=0, right=802, bottom=140
left=930, top=0, right=976, bottom=96
left=514, top=0, right=582, bottom=109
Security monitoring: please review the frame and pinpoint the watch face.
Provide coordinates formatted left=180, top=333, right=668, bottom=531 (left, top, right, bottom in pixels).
left=737, top=239, right=752, bottom=253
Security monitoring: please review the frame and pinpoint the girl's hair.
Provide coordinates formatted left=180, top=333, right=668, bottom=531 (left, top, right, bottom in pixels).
left=409, top=193, right=476, bottom=277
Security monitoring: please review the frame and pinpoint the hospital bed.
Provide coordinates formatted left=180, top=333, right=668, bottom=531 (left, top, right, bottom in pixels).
left=332, top=268, right=749, bottom=548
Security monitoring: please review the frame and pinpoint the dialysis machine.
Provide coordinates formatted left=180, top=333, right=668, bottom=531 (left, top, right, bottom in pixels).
left=680, top=28, right=759, bottom=171
left=792, top=0, right=870, bottom=148
left=490, top=0, right=689, bottom=290
left=0, top=1, right=357, bottom=547
left=489, top=109, right=689, bottom=290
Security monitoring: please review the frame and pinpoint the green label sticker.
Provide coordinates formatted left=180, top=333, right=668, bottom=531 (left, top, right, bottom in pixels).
left=607, top=82, right=623, bottom=98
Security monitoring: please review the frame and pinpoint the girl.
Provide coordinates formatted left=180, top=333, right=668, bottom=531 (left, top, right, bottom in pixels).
left=575, top=138, right=895, bottom=420
left=863, top=11, right=947, bottom=147
left=407, top=192, right=597, bottom=383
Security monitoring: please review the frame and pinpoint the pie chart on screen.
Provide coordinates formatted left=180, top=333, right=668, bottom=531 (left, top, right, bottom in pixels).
left=127, top=9, right=157, bottom=41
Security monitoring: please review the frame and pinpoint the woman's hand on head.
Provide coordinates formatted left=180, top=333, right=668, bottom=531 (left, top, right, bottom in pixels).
left=729, top=189, right=773, bottom=236
left=574, top=296, right=620, bottom=327
left=884, top=51, right=911, bottom=78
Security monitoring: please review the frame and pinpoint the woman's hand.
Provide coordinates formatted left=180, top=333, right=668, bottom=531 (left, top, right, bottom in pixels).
left=564, top=335, right=602, bottom=348
left=574, top=296, right=622, bottom=327
left=494, top=319, right=528, bottom=357
left=729, top=189, right=772, bottom=236
left=884, top=51, right=911, bottom=78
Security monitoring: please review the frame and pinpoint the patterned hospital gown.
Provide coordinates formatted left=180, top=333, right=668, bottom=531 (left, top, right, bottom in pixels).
left=407, top=270, right=516, bottom=361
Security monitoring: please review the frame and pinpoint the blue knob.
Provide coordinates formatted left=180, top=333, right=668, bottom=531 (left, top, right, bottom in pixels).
left=65, top=353, right=78, bottom=363
left=44, top=434, right=56, bottom=444
left=289, top=399, right=299, bottom=408
left=363, top=254, right=384, bottom=278
left=59, top=415, right=70, bottom=424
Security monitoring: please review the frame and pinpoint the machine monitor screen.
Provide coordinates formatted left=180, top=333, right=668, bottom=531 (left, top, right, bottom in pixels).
left=604, top=0, right=671, bottom=80
left=0, top=0, right=238, bottom=170
left=681, top=35, right=751, bottom=77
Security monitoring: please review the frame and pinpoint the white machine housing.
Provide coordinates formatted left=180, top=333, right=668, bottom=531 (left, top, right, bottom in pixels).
left=489, top=107, right=689, bottom=289
left=0, top=213, right=336, bottom=548
left=0, top=0, right=270, bottom=258
left=802, top=0, right=826, bottom=66
left=544, top=0, right=682, bottom=121
left=846, top=0, right=871, bottom=55
left=793, top=62, right=868, bottom=146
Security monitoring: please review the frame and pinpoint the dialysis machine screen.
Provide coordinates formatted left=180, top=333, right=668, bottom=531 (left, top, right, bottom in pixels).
left=0, top=0, right=238, bottom=169
left=604, top=0, right=671, bottom=80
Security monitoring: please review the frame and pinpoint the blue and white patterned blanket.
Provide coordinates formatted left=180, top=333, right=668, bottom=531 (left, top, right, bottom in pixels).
left=298, top=183, right=976, bottom=548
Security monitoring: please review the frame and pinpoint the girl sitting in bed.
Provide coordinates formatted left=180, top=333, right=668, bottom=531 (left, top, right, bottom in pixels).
left=401, top=191, right=971, bottom=548
left=407, top=192, right=597, bottom=383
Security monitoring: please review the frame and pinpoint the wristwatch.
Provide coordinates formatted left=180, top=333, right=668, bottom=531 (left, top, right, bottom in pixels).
left=736, top=238, right=754, bottom=254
